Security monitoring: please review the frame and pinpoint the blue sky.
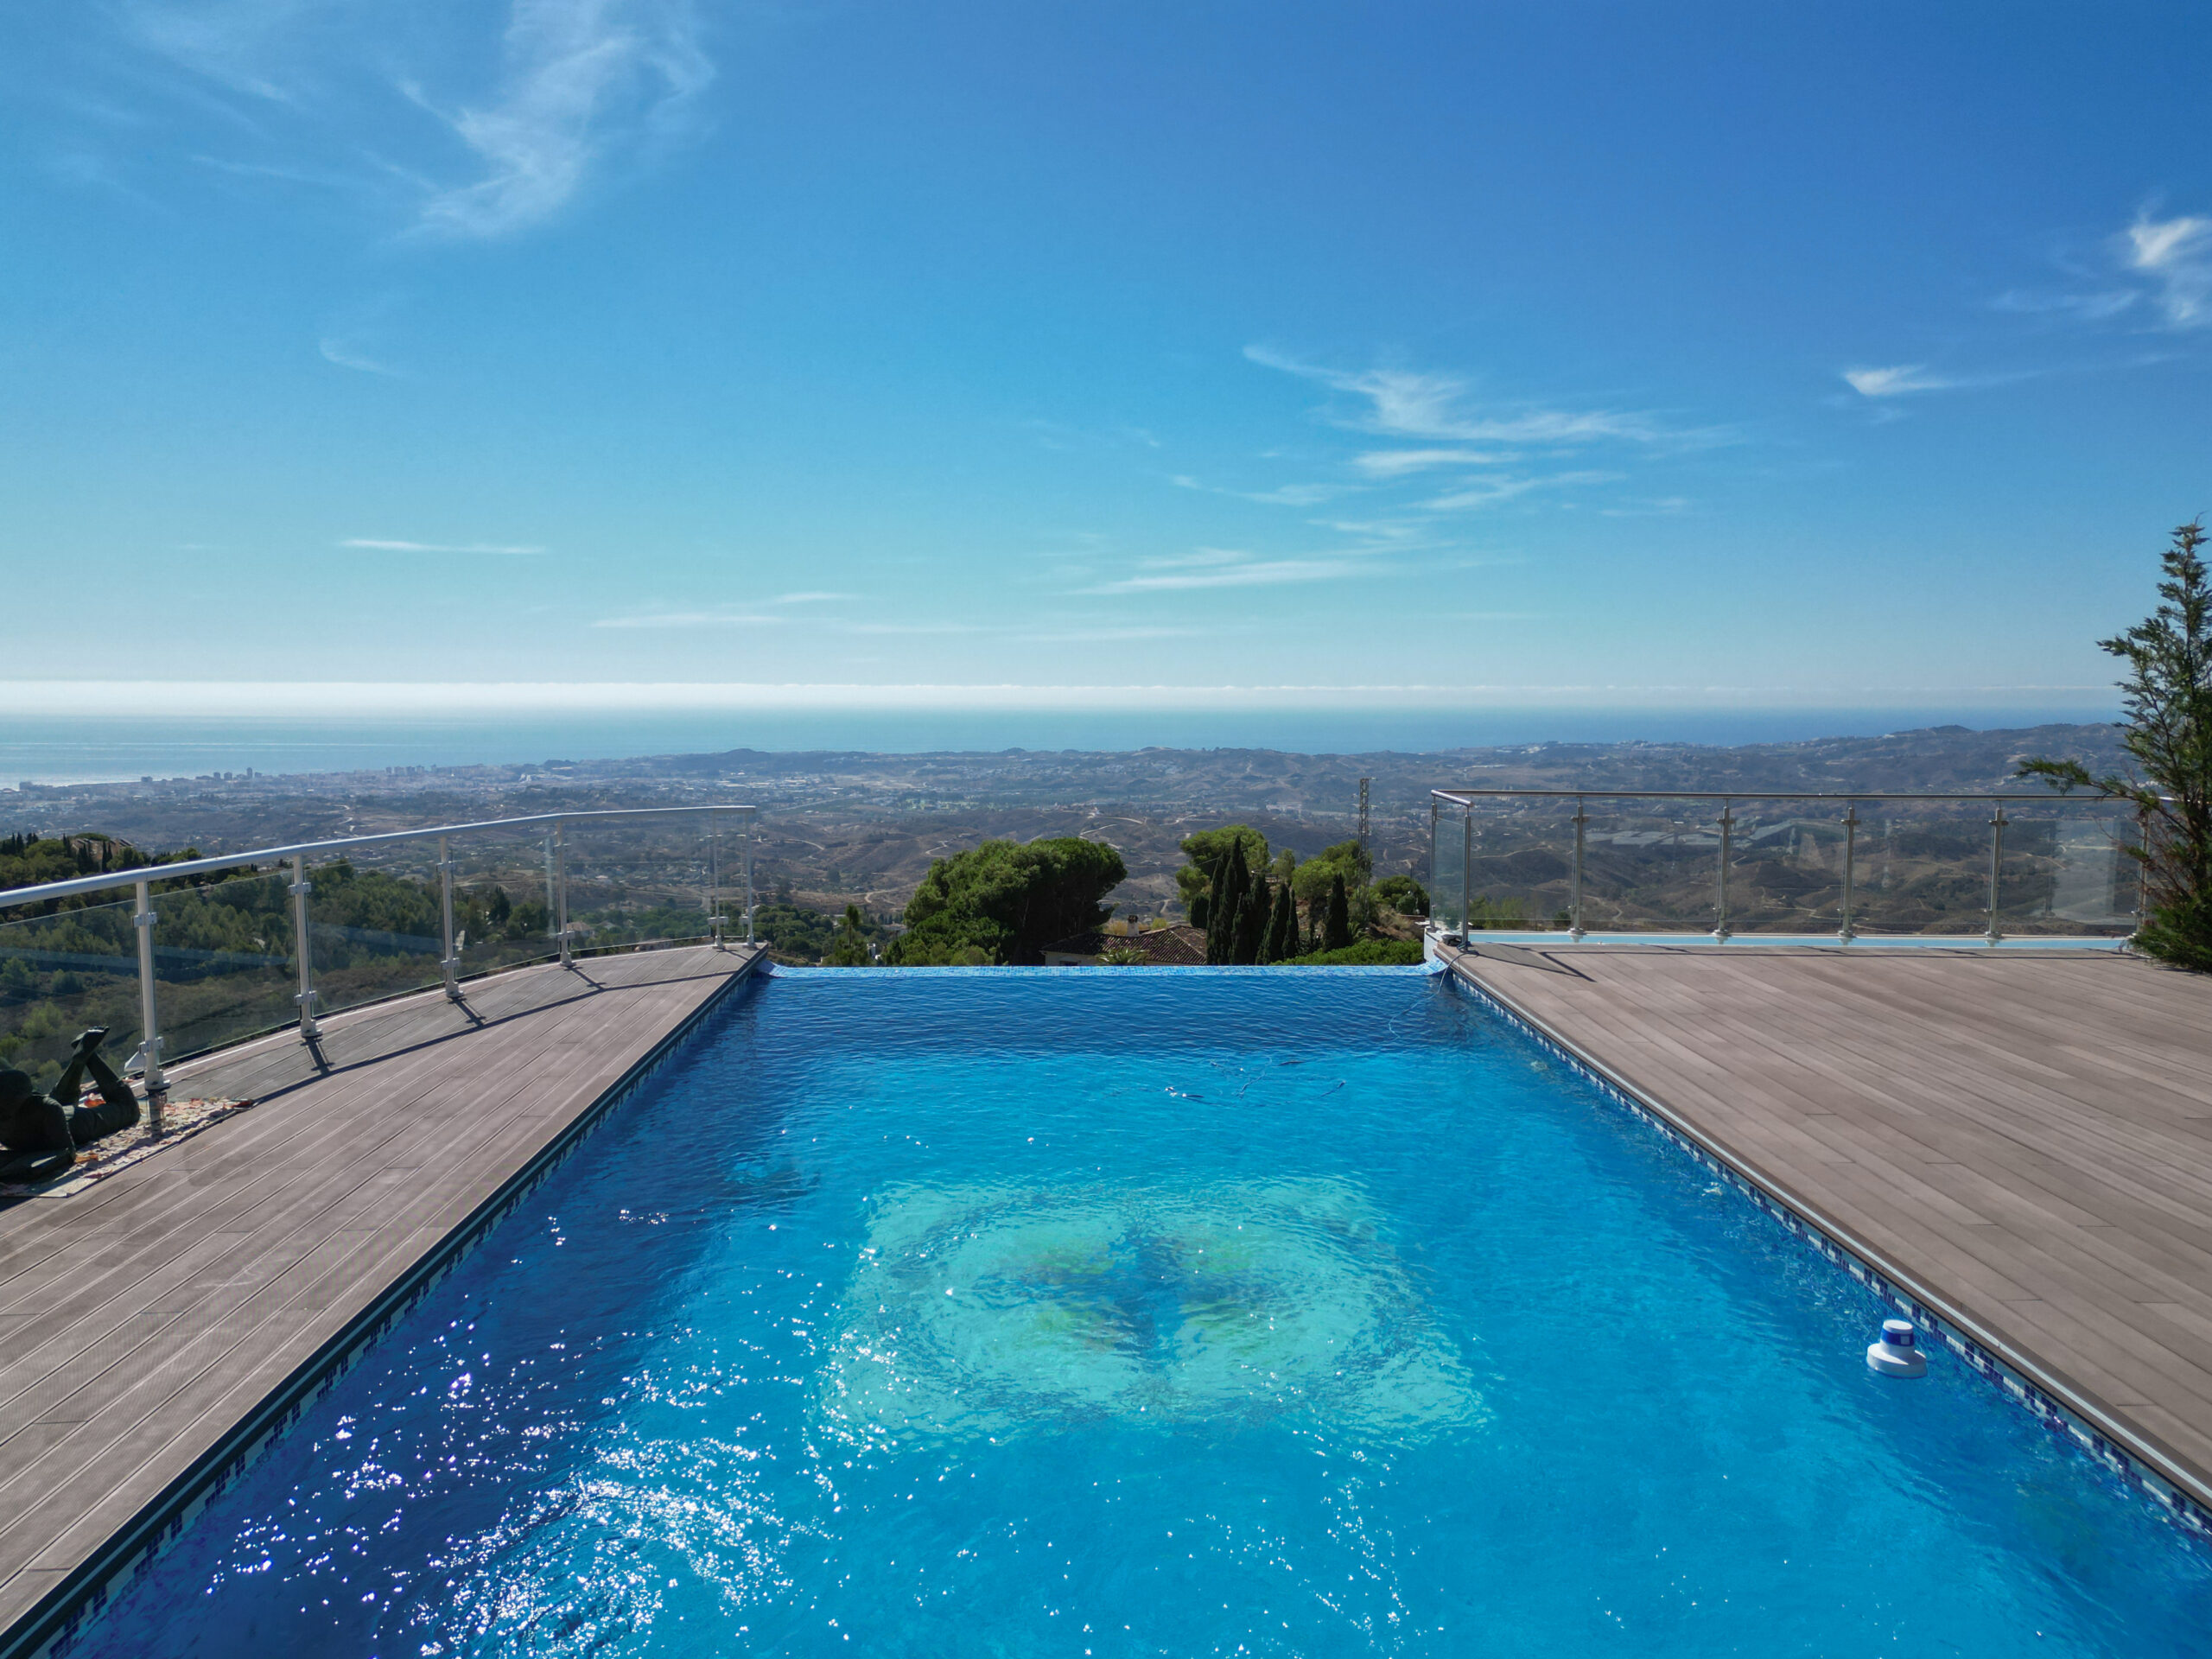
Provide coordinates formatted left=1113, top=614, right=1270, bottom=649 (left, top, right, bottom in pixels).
left=4, top=2, right=2209, bottom=720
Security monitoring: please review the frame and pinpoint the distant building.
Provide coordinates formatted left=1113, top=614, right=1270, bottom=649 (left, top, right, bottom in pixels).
left=1040, top=924, right=1207, bottom=967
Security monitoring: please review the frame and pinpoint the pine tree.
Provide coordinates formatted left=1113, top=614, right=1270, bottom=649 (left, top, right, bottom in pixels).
left=1323, top=872, right=1352, bottom=951
left=2022, top=519, right=2212, bottom=969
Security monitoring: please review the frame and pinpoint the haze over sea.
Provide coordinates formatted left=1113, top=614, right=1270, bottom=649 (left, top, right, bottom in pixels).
left=5, top=707, right=2119, bottom=787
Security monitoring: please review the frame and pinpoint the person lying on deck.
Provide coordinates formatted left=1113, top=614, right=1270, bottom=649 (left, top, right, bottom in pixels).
left=0, top=1027, right=143, bottom=1185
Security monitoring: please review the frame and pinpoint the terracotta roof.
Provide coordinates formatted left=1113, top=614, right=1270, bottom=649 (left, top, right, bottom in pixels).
left=1041, top=923, right=1207, bottom=965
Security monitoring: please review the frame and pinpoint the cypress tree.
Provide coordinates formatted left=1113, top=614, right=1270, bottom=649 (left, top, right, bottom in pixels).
left=1230, top=875, right=1270, bottom=964
left=1323, top=871, right=1352, bottom=951
left=1262, top=879, right=1295, bottom=963
left=1206, top=842, right=1249, bottom=964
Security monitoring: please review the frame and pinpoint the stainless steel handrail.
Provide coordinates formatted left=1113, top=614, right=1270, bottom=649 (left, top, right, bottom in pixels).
left=0, top=804, right=752, bottom=907
left=0, top=804, right=758, bottom=1127
left=1426, top=786, right=2135, bottom=948
left=1434, top=787, right=2103, bottom=803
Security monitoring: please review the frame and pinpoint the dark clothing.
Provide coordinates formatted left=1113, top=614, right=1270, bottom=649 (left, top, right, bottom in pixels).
left=0, top=1050, right=140, bottom=1184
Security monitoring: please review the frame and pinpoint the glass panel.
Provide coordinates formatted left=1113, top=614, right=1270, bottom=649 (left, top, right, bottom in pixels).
left=1993, top=810, right=2139, bottom=936
left=1726, top=808, right=1852, bottom=934
left=1461, top=797, right=1579, bottom=931
left=1847, top=806, right=1997, bottom=937
left=562, top=817, right=716, bottom=955
left=1559, top=801, right=1723, bottom=933
left=451, top=826, right=560, bottom=982
left=306, top=847, right=447, bottom=1020
left=155, top=869, right=300, bottom=1059
left=1427, top=803, right=1463, bottom=933
left=0, top=893, right=143, bottom=1093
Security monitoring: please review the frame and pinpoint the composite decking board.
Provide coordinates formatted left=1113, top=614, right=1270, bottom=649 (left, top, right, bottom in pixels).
left=0, top=945, right=755, bottom=1646
left=1450, top=944, right=2212, bottom=1509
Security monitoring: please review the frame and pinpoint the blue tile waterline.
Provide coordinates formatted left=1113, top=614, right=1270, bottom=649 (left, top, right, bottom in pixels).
left=74, top=969, right=2212, bottom=1657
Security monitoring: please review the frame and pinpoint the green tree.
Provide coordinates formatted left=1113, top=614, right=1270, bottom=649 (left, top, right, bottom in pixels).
left=1205, top=838, right=1251, bottom=964
left=1373, top=875, right=1429, bottom=917
left=1291, top=839, right=1373, bottom=908
left=1176, top=825, right=1268, bottom=928
left=1229, top=875, right=1271, bottom=964
left=825, top=904, right=873, bottom=966
left=1323, top=872, right=1352, bottom=951
left=1262, top=879, right=1296, bottom=963
left=2021, top=519, right=2212, bottom=969
left=884, top=836, right=1128, bottom=965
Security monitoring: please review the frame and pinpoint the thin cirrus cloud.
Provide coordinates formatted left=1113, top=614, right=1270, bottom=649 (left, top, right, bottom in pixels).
left=318, top=337, right=400, bottom=376
left=1351, top=448, right=1510, bottom=479
left=2125, top=213, right=2212, bottom=327
left=111, top=0, right=715, bottom=240
left=1840, top=365, right=1961, bottom=398
left=591, top=609, right=787, bottom=628
left=1078, top=552, right=1363, bottom=594
left=342, top=537, right=544, bottom=554
left=1425, top=470, right=1619, bottom=512
left=1243, top=345, right=1707, bottom=448
left=410, top=0, right=714, bottom=238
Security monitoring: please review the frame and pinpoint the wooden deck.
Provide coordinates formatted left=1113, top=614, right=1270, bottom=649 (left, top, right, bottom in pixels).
left=0, top=944, right=760, bottom=1656
left=1444, top=942, right=2212, bottom=1512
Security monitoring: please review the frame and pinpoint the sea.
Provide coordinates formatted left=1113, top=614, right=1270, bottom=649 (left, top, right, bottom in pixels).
left=3, top=706, right=2117, bottom=786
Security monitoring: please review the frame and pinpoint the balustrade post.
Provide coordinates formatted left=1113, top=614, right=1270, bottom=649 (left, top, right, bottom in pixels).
left=1986, top=806, right=2008, bottom=945
left=1459, top=806, right=1473, bottom=941
left=709, top=810, right=725, bottom=950
left=1569, top=797, right=1588, bottom=942
left=743, top=812, right=756, bottom=945
left=1713, top=802, right=1734, bottom=942
left=438, top=834, right=461, bottom=998
left=289, top=854, right=320, bottom=1039
left=131, top=877, right=167, bottom=1135
left=1427, top=798, right=1439, bottom=938
left=556, top=819, right=574, bottom=969
left=1840, top=804, right=1859, bottom=944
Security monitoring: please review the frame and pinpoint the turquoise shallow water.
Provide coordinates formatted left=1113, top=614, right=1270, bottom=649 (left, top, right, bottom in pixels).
left=81, top=968, right=2212, bottom=1656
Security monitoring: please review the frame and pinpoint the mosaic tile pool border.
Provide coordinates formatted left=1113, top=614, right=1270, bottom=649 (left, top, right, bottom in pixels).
left=6, top=950, right=766, bottom=1659
left=1440, top=951, right=2212, bottom=1544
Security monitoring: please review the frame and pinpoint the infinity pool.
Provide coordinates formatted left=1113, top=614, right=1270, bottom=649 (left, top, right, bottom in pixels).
left=84, top=968, right=2211, bottom=1656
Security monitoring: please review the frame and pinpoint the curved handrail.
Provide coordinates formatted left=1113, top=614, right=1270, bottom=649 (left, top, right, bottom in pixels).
left=0, top=803, right=756, bottom=910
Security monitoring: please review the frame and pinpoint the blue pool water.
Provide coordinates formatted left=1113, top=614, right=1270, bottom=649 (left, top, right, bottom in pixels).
left=83, top=969, right=2211, bottom=1656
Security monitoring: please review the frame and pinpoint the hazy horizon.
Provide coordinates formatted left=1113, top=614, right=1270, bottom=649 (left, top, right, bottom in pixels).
left=4, top=705, right=2123, bottom=788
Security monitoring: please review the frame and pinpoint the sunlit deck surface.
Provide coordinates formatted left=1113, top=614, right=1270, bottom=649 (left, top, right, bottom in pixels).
left=1444, top=940, right=2212, bottom=1511
left=0, top=944, right=759, bottom=1652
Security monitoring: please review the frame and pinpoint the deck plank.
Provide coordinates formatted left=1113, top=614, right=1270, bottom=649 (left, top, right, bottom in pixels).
left=0, top=944, right=757, bottom=1647
left=1451, top=944, right=2212, bottom=1510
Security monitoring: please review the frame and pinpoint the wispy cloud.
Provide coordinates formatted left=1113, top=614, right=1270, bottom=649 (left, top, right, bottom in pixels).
left=1080, top=556, right=1362, bottom=594
left=591, top=609, right=785, bottom=627
left=771, top=591, right=854, bottom=605
left=1991, top=288, right=2137, bottom=321
left=343, top=537, right=544, bottom=554
left=1015, top=625, right=1212, bottom=643
left=1425, top=471, right=1618, bottom=512
left=108, top=0, right=715, bottom=239
left=411, top=0, right=714, bottom=238
left=1170, top=474, right=1354, bottom=507
left=318, top=337, right=399, bottom=375
left=1840, top=364, right=1960, bottom=398
left=2125, top=213, right=2212, bottom=327
left=1245, top=345, right=1712, bottom=448
left=1351, top=448, right=1509, bottom=479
